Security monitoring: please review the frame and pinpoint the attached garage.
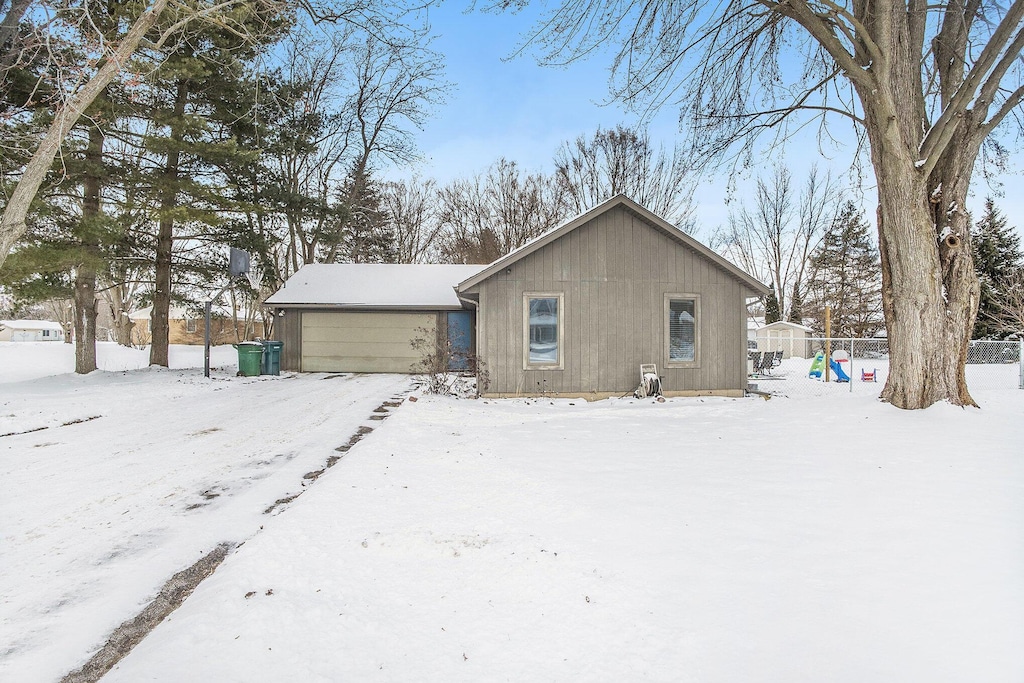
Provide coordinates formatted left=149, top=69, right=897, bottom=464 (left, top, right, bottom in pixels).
left=265, top=264, right=484, bottom=374
left=300, top=311, right=436, bottom=373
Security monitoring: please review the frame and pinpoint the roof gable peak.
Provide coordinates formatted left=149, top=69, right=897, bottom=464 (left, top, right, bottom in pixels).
left=457, top=195, right=768, bottom=294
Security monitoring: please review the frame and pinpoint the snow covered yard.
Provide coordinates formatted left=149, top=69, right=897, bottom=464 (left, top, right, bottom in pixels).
left=0, top=343, right=412, bottom=682
left=88, top=388, right=1024, bottom=682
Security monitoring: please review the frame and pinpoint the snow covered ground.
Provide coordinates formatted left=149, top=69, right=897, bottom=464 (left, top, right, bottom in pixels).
left=2, top=342, right=1023, bottom=681
left=0, top=343, right=412, bottom=681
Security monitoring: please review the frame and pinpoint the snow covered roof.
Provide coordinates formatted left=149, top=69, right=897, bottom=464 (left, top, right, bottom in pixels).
left=265, top=264, right=487, bottom=310
left=129, top=306, right=189, bottom=321
left=128, top=305, right=250, bottom=320
left=757, top=321, right=815, bottom=333
left=0, top=319, right=64, bottom=331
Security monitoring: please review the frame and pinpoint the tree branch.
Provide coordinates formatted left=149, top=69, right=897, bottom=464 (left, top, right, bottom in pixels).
left=759, top=0, right=876, bottom=91
left=919, top=0, right=1024, bottom=162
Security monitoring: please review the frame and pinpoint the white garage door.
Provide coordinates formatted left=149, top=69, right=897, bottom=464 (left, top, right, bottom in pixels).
left=301, top=311, right=436, bottom=373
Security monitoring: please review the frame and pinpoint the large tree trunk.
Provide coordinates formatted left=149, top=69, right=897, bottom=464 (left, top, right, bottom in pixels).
left=862, top=87, right=980, bottom=408
left=73, top=267, right=98, bottom=373
left=73, top=105, right=106, bottom=374
left=108, top=289, right=136, bottom=347
left=149, top=79, right=189, bottom=367
left=873, top=172, right=977, bottom=408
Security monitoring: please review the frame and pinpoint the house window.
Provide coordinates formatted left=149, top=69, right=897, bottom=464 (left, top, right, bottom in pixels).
left=666, top=294, right=700, bottom=367
left=524, top=293, right=563, bottom=369
left=186, top=317, right=197, bottom=333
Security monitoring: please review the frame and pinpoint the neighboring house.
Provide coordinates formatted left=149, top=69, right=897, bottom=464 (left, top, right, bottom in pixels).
left=266, top=196, right=769, bottom=398
left=0, top=320, right=65, bottom=342
left=128, top=306, right=265, bottom=346
left=265, top=264, right=486, bottom=373
left=755, top=321, right=815, bottom=359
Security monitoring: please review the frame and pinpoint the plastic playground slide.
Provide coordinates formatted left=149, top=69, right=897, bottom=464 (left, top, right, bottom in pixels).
left=808, top=351, right=826, bottom=378
left=808, top=351, right=851, bottom=382
left=829, top=358, right=851, bottom=382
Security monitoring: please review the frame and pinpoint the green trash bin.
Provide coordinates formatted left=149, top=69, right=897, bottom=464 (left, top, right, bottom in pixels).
left=234, top=341, right=264, bottom=377
left=261, top=340, right=283, bottom=376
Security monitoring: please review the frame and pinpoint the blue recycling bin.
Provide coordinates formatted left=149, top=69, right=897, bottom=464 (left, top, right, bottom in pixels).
left=261, top=340, right=283, bottom=376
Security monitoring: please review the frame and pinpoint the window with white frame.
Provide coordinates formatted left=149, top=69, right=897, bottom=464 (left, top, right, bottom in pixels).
left=666, top=295, right=699, bottom=366
left=524, top=293, right=563, bottom=369
left=186, top=317, right=197, bottom=333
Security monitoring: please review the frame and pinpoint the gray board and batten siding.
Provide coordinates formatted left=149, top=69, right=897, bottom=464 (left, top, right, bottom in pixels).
left=458, top=196, right=770, bottom=398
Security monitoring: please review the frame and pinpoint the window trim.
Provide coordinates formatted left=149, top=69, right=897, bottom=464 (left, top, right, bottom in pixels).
left=664, top=293, right=701, bottom=369
left=523, top=292, right=564, bottom=370
left=185, top=317, right=198, bottom=333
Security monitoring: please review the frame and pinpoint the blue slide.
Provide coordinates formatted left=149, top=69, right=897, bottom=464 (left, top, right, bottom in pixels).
left=829, top=359, right=851, bottom=382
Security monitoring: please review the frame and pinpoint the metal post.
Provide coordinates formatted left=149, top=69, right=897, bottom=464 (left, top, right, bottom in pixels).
left=204, top=282, right=233, bottom=379
left=849, top=338, right=854, bottom=393
left=204, top=300, right=212, bottom=378
left=1019, top=339, right=1023, bottom=390
left=824, top=306, right=832, bottom=383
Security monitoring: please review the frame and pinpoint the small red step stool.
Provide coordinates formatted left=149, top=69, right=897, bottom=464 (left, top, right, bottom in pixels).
left=861, top=368, right=877, bottom=382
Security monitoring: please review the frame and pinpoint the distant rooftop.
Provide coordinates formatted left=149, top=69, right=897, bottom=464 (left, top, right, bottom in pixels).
left=1, top=319, right=64, bottom=331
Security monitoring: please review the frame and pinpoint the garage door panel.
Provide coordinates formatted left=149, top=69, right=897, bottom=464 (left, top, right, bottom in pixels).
left=301, top=311, right=437, bottom=373
left=303, top=355, right=421, bottom=373
left=301, top=326, right=432, bottom=344
left=303, top=312, right=433, bottom=329
left=301, top=340, right=422, bottom=358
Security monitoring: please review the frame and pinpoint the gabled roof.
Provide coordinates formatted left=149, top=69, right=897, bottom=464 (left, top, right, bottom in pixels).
left=0, top=319, right=64, bottom=331
left=265, top=264, right=487, bottom=310
left=757, top=321, right=815, bottom=333
left=457, top=194, right=770, bottom=295
left=128, top=305, right=251, bottom=320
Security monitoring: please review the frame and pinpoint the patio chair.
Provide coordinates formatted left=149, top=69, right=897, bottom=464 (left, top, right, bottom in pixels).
left=760, top=350, right=783, bottom=374
left=748, top=351, right=764, bottom=375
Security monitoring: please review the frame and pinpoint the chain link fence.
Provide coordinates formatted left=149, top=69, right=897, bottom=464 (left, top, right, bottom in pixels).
left=747, top=337, right=1023, bottom=398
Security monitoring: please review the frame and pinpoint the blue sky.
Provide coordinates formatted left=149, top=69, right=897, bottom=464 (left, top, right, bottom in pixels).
left=396, top=3, right=1024, bottom=241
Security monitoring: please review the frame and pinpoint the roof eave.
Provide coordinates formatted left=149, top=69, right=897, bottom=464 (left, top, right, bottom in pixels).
left=263, top=302, right=467, bottom=311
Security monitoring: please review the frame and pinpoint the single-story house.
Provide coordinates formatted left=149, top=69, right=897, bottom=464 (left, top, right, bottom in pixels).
left=0, top=319, right=66, bottom=342
left=755, top=320, right=815, bottom=359
left=128, top=306, right=266, bottom=346
left=266, top=195, right=770, bottom=398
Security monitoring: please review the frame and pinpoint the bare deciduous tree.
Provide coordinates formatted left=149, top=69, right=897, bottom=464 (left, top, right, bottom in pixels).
left=715, top=165, right=840, bottom=320
left=554, top=124, right=694, bottom=229
left=437, top=159, right=566, bottom=264
left=261, top=26, right=446, bottom=273
left=986, top=269, right=1024, bottom=337
left=382, top=176, right=443, bottom=263
left=503, top=0, right=1024, bottom=408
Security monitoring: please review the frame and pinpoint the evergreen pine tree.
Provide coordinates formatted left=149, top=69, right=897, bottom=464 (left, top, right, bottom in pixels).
left=971, top=197, right=1024, bottom=339
left=336, top=165, right=397, bottom=263
left=806, top=201, right=883, bottom=337
left=764, top=287, right=781, bottom=324
left=137, top=10, right=283, bottom=365
left=789, top=282, right=803, bottom=324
